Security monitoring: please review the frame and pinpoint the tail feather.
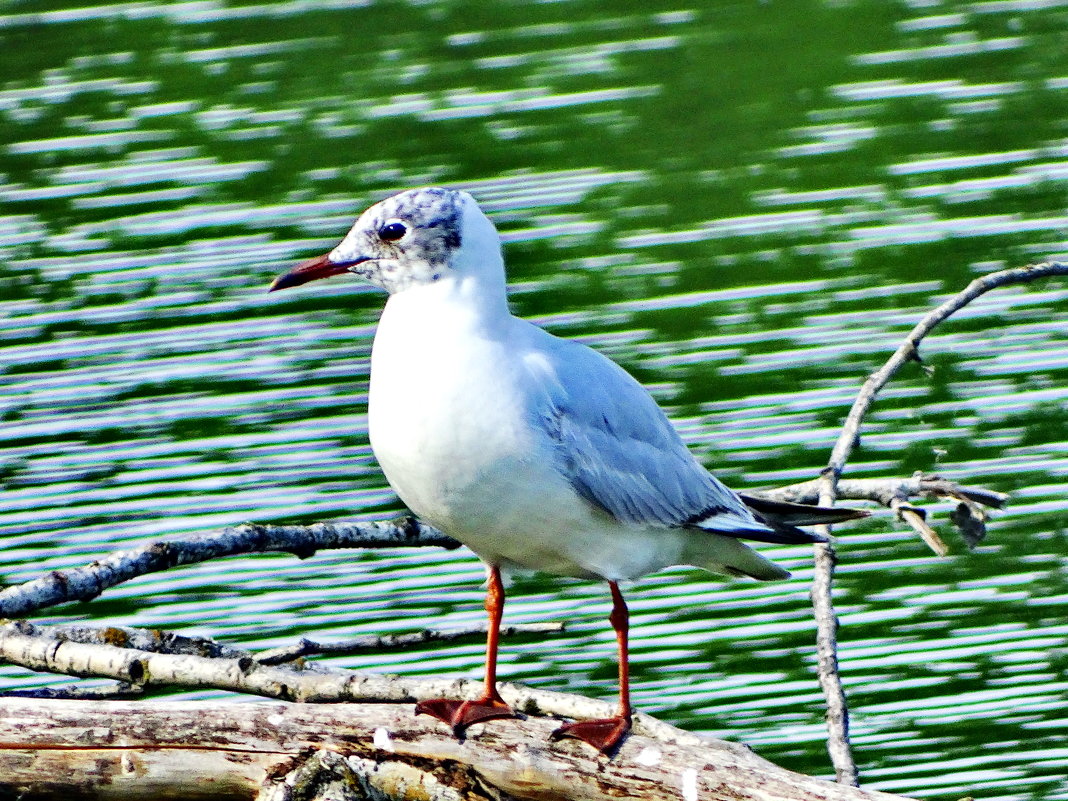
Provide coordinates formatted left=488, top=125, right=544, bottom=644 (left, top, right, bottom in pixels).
left=683, top=533, right=792, bottom=582
left=687, top=495, right=869, bottom=581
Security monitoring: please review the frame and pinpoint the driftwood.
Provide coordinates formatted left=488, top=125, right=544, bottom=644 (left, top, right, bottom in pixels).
left=0, top=698, right=912, bottom=801
left=1, top=260, right=1063, bottom=798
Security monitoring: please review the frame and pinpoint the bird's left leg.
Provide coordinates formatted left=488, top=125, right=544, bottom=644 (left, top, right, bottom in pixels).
left=550, top=580, right=632, bottom=753
left=415, top=563, right=517, bottom=735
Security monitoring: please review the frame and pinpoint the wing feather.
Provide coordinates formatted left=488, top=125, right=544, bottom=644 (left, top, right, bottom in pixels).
left=524, top=326, right=771, bottom=538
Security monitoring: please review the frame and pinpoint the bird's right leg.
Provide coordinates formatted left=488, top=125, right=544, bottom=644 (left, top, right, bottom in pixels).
left=415, top=563, right=517, bottom=735
left=550, top=580, right=632, bottom=752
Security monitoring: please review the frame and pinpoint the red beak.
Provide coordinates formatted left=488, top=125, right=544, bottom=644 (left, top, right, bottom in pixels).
left=269, top=253, right=364, bottom=292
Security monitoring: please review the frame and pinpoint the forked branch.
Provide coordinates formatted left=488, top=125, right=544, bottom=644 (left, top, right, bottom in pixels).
left=809, top=260, right=1066, bottom=785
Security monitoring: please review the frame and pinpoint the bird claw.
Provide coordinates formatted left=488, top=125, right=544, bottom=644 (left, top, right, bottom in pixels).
left=550, top=715, right=631, bottom=753
left=415, top=696, right=517, bottom=736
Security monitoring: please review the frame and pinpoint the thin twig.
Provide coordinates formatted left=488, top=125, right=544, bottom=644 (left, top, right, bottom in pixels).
left=891, top=502, right=948, bottom=557
left=822, top=261, right=1067, bottom=489
left=0, top=681, right=143, bottom=701
left=810, top=261, right=1066, bottom=785
left=255, top=622, right=565, bottom=665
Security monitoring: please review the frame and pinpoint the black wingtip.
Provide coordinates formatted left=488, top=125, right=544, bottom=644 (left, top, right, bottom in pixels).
left=738, top=493, right=870, bottom=528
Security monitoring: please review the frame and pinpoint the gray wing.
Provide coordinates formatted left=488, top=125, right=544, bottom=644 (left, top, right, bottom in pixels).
left=524, top=326, right=776, bottom=539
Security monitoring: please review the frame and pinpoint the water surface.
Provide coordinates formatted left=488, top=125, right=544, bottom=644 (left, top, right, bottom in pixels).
left=1, top=2, right=1066, bottom=798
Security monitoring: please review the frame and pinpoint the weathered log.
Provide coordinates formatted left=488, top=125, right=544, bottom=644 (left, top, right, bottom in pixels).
left=0, top=698, right=912, bottom=801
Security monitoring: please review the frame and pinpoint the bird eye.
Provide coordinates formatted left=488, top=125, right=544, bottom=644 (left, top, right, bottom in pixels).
left=379, top=221, right=407, bottom=242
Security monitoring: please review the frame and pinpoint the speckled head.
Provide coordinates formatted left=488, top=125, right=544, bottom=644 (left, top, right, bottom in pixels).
left=270, top=187, right=481, bottom=295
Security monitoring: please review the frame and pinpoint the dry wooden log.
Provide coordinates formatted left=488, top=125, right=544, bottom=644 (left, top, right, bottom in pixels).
left=0, top=698, right=913, bottom=801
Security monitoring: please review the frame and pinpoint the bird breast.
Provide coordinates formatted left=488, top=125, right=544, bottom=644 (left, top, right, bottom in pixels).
left=368, top=296, right=556, bottom=538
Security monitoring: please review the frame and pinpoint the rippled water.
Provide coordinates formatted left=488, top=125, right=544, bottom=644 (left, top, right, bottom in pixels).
left=1, top=2, right=1066, bottom=798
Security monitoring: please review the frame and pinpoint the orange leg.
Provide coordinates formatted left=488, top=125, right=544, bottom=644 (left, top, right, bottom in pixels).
left=415, top=564, right=516, bottom=735
left=550, top=581, right=632, bottom=753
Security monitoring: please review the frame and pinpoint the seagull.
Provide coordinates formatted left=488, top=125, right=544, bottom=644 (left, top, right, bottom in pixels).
left=270, top=187, right=866, bottom=753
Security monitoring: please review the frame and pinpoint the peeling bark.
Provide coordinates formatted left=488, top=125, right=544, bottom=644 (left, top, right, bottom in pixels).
left=0, top=699, right=913, bottom=801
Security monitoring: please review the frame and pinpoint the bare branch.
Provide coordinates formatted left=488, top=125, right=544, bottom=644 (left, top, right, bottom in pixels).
left=0, top=621, right=681, bottom=741
left=255, top=622, right=565, bottom=666
left=0, top=519, right=458, bottom=618
left=0, top=681, right=143, bottom=701
left=808, top=542, right=856, bottom=785
left=766, top=475, right=1008, bottom=511
left=17, top=621, right=253, bottom=659
left=3, top=618, right=564, bottom=670
left=821, top=261, right=1066, bottom=491
left=758, top=474, right=1007, bottom=555
left=0, top=476, right=1004, bottom=628
left=808, top=260, right=1066, bottom=784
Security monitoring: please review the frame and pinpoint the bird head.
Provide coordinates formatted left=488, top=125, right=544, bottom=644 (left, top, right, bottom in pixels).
left=270, top=187, right=500, bottom=296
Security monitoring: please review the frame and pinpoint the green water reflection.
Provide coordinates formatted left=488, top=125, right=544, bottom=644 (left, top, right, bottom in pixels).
left=1, top=1, right=1066, bottom=798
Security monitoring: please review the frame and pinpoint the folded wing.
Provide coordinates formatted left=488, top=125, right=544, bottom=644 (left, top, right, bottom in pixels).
left=526, top=329, right=857, bottom=545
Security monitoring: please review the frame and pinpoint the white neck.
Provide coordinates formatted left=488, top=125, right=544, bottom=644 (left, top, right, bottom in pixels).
left=380, top=269, right=510, bottom=342
left=452, top=196, right=509, bottom=313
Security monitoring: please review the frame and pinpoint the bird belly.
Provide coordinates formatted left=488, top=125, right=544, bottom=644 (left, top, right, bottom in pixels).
left=437, top=473, right=693, bottom=582
left=443, top=471, right=692, bottom=581
left=373, top=406, right=670, bottom=579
